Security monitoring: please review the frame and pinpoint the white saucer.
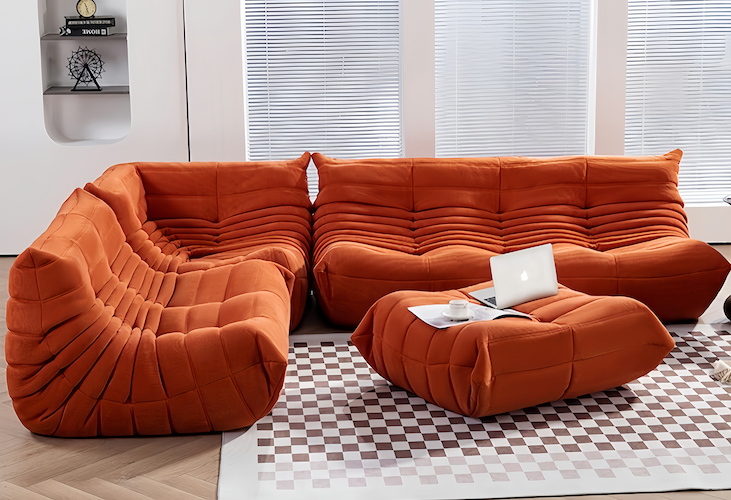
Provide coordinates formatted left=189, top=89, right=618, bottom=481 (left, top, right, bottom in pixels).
left=441, top=309, right=474, bottom=321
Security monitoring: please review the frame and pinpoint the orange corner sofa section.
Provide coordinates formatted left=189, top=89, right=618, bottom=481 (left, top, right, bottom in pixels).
left=6, top=156, right=312, bottom=437
left=353, top=283, right=675, bottom=418
left=85, top=154, right=312, bottom=329
left=312, top=150, right=731, bottom=326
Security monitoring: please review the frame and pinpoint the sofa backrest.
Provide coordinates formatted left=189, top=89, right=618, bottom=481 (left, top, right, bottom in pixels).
left=412, top=157, right=501, bottom=213
left=312, top=150, right=689, bottom=253
left=135, top=154, right=313, bottom=223
left=87, top=154, right=314, bottom=258
left=85, top=163, right=189, bottom=261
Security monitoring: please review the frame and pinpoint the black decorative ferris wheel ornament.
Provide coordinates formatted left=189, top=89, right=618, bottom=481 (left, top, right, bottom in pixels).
left=67, top=47, right=105, bottom=91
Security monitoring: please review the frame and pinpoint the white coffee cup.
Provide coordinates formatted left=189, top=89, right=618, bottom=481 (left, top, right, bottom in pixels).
left=448, top=299, right=470, bottom=319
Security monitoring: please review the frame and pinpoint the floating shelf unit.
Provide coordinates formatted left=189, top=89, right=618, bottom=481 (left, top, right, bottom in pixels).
left=43, top=85, right=130, bottom=95
left=38, top=0, right=130, bottom=144
left=41, top=33, right=127, bottom=42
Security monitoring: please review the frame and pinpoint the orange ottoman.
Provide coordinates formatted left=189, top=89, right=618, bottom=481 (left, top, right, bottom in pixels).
left=352, top=283, right=675, bottom=418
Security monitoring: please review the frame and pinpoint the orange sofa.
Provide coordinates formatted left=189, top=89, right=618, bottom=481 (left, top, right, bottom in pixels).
left=312, top=150, right=731, bottom=326
left=85, top=154, right=312, bottom=329
left=6, top=189, right=294, bottom=436
left=5, top=156, right=312, bottom=437
left=353, top=283, right=675, bottom=418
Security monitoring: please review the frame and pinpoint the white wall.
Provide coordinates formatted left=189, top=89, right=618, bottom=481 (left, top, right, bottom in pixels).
left=402, top=0, right=436, bottom=158
left=184, top=0, right=247, bottom=162
left=0, top=0, right=189, bottom=255
left=594, top=0, right=627, bottom=156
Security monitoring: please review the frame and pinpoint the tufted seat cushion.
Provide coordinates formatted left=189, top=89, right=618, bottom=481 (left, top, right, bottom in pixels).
left=352, top=283, right=675, bottom=418
left=85, top=154, right=312, bottom=329
left=312, top=151, right=731, bottom=326
left=5, top=189, right=293, bottom=436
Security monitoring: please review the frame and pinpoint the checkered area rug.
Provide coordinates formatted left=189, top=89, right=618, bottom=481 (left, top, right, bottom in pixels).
left=219, top=326, right=731, bottom=500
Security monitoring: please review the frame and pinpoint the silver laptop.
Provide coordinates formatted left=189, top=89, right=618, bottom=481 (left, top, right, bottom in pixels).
left=470, top=243, right=558, bottom=309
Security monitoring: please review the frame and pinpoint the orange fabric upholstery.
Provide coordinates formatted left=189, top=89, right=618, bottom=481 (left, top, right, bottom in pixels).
left=352, top=283, right=675, bottom=418
left=85, top=153, right=312, bottom=329
left=312, top=151, right=730, bottom=326
left=6, top=189, right=294, bottom=436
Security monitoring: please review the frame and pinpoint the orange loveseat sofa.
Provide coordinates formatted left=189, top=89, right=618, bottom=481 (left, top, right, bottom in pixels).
left=312, top=150, right=731, bottom=326
left=5, top=156, right=312, bottom=437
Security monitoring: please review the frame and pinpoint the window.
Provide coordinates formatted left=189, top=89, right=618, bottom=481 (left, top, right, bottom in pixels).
left=243, top=0, right=402, bottom=195
left=625, top=1, right=731, bottom=204
left=435, top=0, right=593, bottom=157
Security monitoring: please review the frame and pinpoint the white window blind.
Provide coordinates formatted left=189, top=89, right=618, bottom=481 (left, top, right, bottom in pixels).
left=625, top=1, right=731, bottom=205
left=435, top=0, right=592, bottom=158
left=243, top=0, right=402, bottom=196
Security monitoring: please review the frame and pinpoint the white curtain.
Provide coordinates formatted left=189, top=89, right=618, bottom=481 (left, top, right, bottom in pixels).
left=625, top=0, right=731, bottom=204
left=243, top=0, right=402, bottom=196
left=435, top=0, right=592, bottom=158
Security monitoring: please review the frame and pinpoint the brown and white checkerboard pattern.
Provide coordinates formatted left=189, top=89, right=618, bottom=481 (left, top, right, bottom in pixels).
left=222, top=328, right=731, bottom=499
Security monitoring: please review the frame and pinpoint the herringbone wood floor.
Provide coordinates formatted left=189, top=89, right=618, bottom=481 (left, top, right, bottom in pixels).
left=3, top=250, right=731, bottom=500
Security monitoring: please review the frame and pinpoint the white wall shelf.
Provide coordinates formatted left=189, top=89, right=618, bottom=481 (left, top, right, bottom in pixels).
left=39, top=0, right=130, bottom=144
left=41, top=33, right=127, bottom=41
left=44, top=85, right=130, bottom=95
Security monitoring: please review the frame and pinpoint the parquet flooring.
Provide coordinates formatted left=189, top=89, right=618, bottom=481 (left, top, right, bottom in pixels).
left=2, top=248, right=731, bottom=500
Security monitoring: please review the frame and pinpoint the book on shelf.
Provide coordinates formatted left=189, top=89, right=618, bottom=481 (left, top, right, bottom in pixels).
left=59, top=26, right=111, bottom=36
left=65, top=16, right=116, bottom=27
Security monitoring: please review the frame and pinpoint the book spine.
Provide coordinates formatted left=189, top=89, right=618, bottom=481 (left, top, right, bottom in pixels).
left=65, top=18, right=116, bottom=27
left=60, top=26, right=110, bottom=36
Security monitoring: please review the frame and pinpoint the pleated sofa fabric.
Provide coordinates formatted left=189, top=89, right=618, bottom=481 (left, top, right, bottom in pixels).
left=352, top=283, right=676, bottom=418
left=312, top=150, right=731, bottom=326
left=84, top=153, right=313, bottom=329
left=5, top=189, right=295, bottom=437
